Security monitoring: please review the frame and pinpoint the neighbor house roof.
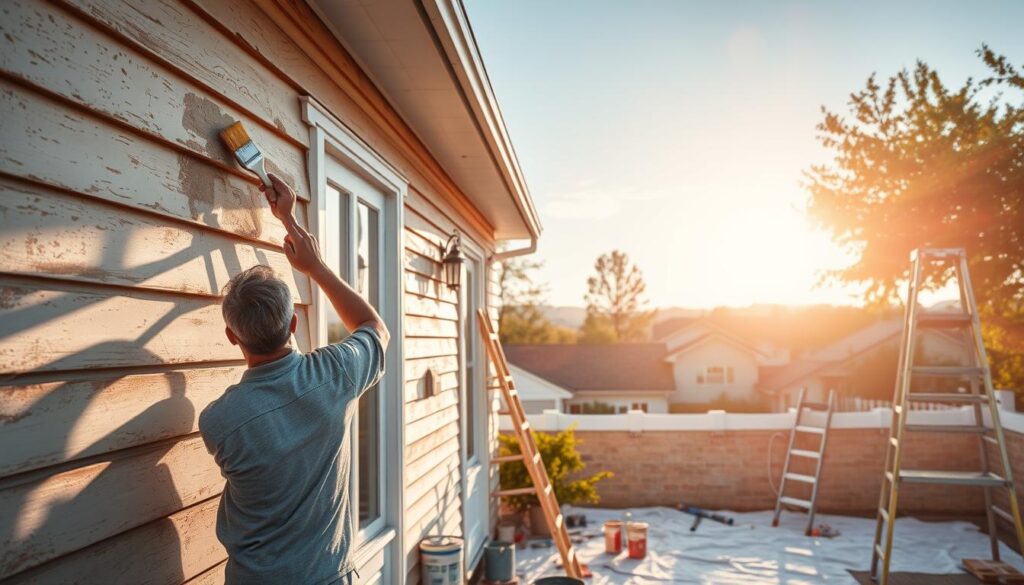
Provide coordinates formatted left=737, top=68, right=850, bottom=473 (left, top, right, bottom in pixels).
left=505, top=344, right=675, bottom=392
left=756, top=318, right=964, bottom=393
left=309, top=0, right=539, bottom=239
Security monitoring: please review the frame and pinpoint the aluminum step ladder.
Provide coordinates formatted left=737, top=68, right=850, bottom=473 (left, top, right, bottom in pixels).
left=772, top=387, right=836, bottom=535
left=870, top=248, right=1024, bottom=584
left=476, top=309, right=586, bottom=580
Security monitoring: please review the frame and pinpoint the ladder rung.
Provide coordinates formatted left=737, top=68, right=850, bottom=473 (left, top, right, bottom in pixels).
left=795, top=425, right=825, bottom=435
left=779, top=496, right=812, bottom=509
left=906, top=392, right=988, bottom=403
left=784, top=472, right=816, bottom=484
left=491, top=454, right=524, bottom=464
left=917, top=313, right=972, bottom=328
left=911, top=366, right=985, bottom=377
left=899, top=470, right=1006, bottom=487
left=519, top=421, right=530, bottom=431
left=983, top=435, right=999, bottom=446
left=493, top=487, right=537, bottom=498
left=992, top=505, right=1015, bottom=525
left=893, top=405, right=903, bottom=415
left=790, top=449, right=820, bottom=459
left=905, top=424, right=987, bottom=434
left=886, top=471, right=895, bottom=483
left=875, top=543, right=885, bottom=562
left=553, top=513, right=563, bottom=530
left=800, top=401, right=830, bottom=411
left=889, top=437, right=899, bottom=448
left=878, top=507, right=889, bottom=523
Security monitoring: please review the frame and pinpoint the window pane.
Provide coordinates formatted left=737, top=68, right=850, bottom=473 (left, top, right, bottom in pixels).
left=325, top=185, right=348, bottom=344
left=356, top=200, right=381, bottom=529
left=707, top=366, right=725, bottom=384
left=464, top=262, right=476, bottom=460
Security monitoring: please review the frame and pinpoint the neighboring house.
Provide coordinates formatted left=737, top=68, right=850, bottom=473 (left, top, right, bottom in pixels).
left=509, top=317, right=973, bottom=415
left=0, top=1, right=538, bottom=583
left=659, top=318, right=788, bottom=408
left=509, top=364, right=573, bottom=414
left=505, top=345, right=676, bottom=413
left=758, top=319, right=971, bottom=410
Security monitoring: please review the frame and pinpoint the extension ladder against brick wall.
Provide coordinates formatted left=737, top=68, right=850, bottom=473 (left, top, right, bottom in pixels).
left=772, top=387, right=836, bottom=535
left=870, top=248, right=1024, bottom=584
left=477, top=309, right=585, bottom=580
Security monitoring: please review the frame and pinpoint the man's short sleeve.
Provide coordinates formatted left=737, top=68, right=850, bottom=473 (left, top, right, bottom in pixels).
left=319, top=326, right=386, bottom=400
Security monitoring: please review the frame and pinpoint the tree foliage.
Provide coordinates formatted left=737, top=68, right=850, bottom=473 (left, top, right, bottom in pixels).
left=497, top=426, right=612, bottom=512
left=806, top=46, right=1024, bottom=309
left=579, top=250, right=656, bottom=343
left=498, top=258, right=576, bottom=344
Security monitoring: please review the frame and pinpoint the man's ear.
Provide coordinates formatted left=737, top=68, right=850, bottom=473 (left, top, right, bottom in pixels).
left=289, top=313, right=298, bottom=334
left=225, top=327, right=239, bottom=346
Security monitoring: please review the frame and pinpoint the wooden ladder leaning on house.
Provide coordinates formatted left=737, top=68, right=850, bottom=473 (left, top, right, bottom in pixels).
left=476, top=309, right=586, bottom=580
left=870, top=248, right=1024, bottom=585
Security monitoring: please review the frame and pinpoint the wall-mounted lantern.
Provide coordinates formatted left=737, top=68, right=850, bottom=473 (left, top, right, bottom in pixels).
left=441, top=231, right=464, bottom=292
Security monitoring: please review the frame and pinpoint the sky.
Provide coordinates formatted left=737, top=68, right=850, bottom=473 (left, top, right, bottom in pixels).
left=463, top=0, right=1024, bottom=308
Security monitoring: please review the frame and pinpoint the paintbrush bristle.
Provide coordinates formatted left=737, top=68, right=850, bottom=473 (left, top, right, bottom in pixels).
left=219, top=121, right=253, bottom=153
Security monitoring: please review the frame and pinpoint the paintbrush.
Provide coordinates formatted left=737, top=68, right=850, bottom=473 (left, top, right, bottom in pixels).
left=220, top=121, right=272, bottom=188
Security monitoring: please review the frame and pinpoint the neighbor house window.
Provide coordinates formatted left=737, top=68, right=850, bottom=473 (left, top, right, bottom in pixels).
left=700, top=366, right=735, bottom=385
left=631, top=402, right=648, bottom=412
left=568, top=404, right=582, bottom=414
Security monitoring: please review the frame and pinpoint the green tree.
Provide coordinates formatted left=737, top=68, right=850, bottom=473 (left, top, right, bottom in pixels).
left=579, top=250, right=656, bottom=343
left=498, top=258, right=576, bottom=344
left=806, top=46, right=1024, bottom=309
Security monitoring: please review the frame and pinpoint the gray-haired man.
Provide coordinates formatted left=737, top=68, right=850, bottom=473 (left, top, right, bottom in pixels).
left=199, top=173, right=389, bottom=585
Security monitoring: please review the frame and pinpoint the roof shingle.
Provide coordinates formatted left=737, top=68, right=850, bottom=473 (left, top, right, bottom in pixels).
left=504, top=344, right=675, bottom=392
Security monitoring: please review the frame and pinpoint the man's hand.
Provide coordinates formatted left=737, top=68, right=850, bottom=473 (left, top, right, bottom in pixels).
left=283, top=227, right=326, bottom=276
left=259, top=172, right=296, bottom=222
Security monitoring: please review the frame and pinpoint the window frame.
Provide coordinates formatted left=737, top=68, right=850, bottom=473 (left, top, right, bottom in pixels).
left=302, top=97, right=406, bottom=583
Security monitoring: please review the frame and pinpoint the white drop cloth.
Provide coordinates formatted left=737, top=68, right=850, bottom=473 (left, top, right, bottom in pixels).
left=514, top=507, right=1024, bottom=584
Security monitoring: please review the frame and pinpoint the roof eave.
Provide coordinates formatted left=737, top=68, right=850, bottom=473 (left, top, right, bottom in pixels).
left=422, top=0, right=542, bottom=240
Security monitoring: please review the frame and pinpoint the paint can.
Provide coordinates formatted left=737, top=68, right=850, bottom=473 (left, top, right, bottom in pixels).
left=627, top=522, right=648, bottom=559
left=419, top=536, right=463, bottom=585
left=534, top=578, right=585, bottom=585
left=497, top=523, right=517, bottom=544
left=603, top=520, right=623, bottom=554
left=484, top=541, right=515, bottom=582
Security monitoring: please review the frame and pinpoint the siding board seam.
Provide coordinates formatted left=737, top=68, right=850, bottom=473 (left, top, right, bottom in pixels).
left=0, top=431, right=208, bottom=491
left=44, top=0, right=306, bottom=150
left=0, top=359, right=245, bottom=387
left=0, top=69, right=292, bottom=198
left=0, top=171, right=298, bottom=250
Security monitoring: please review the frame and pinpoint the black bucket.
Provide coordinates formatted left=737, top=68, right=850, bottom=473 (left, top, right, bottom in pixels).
left=534, top=578, right=585, bottom=585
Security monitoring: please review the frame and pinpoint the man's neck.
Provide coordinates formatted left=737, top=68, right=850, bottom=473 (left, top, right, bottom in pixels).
left=244, top=346, right=293, bottom=369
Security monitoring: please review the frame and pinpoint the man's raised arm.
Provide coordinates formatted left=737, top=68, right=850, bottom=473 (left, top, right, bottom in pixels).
left=261, top=173, right=390, bottom=350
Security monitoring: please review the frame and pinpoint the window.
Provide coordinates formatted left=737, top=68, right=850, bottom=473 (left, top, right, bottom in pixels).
left=568, top=403, right=582, bottom=414
left=326, top=182, right=384, bottom=532
left=631, top=402, right=648, bottom=413
left=303, top=96, right=406, bottom=580
left=618, top=406, right=628, bottom=414
left=700, top=366, right=735, bottom=385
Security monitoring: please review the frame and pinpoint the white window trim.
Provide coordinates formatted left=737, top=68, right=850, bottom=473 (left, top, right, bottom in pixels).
left=458, top=235, right=490, bottom=571
left=301, top=96, right=406, bottom=584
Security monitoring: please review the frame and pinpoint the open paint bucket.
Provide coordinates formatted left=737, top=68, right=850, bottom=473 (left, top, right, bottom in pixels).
left=627, top=522, right=648, bottom=559
left=603, top=520, right=623, bottom=554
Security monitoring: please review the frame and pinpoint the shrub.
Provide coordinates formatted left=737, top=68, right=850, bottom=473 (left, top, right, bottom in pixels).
left=497, top=426, right=612, bottom=512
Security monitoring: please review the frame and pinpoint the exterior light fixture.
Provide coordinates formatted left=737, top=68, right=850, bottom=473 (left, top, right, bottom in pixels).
left=441, top=231, right=464, bottom=292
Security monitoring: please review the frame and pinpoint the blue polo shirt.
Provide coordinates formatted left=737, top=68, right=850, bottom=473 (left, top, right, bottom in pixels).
left=199, top=327, right=384, bottom=585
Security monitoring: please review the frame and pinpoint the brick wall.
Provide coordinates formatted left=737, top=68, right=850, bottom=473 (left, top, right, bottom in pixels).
left=562, top=428, right=1024, bottom=516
